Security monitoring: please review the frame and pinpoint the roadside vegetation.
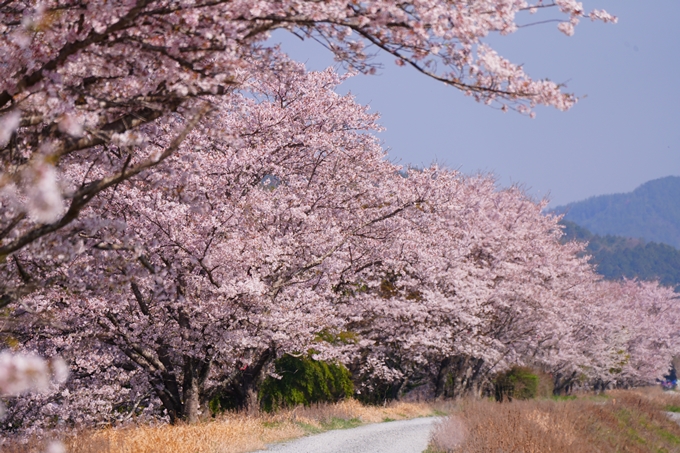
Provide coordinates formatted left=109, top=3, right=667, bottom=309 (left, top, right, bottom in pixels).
left=4, top=399, right=440, bottom=453
left=430, top=387, right=680, bottom=453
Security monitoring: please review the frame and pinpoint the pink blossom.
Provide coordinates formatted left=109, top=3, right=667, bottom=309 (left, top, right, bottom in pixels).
left=0, top=110, right=20, bottom=147
left=558, top=22, right=576, bottom=36
left=23, top=161, right=64, bottom=223
left=57, top=115, right=84, bottom=138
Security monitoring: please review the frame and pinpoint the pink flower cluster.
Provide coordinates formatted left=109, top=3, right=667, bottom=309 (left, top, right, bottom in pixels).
left=1, top=0, right=616, bottom=257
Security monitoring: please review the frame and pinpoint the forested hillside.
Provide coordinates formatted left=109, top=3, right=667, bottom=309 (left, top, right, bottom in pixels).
left=560, top=220, right=680, bottom=291
left=554, top=176, right=680, bottom=249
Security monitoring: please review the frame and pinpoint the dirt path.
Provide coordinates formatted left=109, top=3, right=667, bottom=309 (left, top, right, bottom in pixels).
left=253, top=416, right=440, bottom=453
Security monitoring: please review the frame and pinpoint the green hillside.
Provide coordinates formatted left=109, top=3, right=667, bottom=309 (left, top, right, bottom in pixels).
left=560, top=220, right=680, bottom=291
left=553, top=176, right=680, bottom=249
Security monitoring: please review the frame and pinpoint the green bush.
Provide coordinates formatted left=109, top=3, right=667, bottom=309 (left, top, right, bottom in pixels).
left=494, top=366, right=540, bottom=402
left=259, top=354, right=354, bottom=412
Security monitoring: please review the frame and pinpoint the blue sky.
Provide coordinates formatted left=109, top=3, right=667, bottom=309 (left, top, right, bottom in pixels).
left=272, top=1, right=680, bottom=207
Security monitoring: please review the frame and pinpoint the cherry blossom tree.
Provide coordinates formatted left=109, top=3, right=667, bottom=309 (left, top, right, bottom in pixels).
left=336, top=168, right=680, bottom=399
left=567, top=279, right=680, bottom=390
left=336, top=170, right=591, bottom=398
left=2, top=64, right=422, bottom=426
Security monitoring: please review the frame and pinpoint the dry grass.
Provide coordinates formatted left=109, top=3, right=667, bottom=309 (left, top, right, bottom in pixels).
left=430, top=387, right=680, bottom=453
left=5, top=399, right=438, bottom=453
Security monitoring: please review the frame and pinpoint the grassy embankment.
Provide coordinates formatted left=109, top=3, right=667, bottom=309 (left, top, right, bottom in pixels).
left=429, top=387, right=680, bottom=453
left=8, top=399, right=442, bottom=453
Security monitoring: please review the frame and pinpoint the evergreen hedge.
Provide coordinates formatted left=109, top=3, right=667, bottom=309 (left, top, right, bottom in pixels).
left=259, top=355, right=354, bottom=411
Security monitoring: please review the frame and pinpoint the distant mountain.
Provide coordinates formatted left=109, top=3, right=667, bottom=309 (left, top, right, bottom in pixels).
left=560, top=220, right=680, bottom=291
left=552, top=176, right=680, bottom=249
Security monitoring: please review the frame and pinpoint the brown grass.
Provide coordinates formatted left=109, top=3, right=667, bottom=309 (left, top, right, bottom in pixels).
left=5, top=399, right=437, bottom=453
left=430, top=387, right=680, bottom=453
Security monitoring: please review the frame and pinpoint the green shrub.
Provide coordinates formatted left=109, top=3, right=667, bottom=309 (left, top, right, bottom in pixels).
left=259, top=354, right=354, bottom=412
left=494, top=366, right=539, bottom=402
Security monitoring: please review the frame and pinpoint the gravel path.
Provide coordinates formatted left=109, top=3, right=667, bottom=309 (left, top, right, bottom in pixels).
left=254, top=417, right=440, bottom=453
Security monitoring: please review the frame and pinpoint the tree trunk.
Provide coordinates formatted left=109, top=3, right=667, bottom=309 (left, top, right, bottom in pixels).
left=181, top=356, right=212, bottom=423
left=182, top=376, right=201, bottom=423
left=553, top=371, right=577, bottom=396
left=434, top=357, right=452, bottom=399
left=214, top=347, right=274, bottom=410
left=150, top=373, right=181, bottom=424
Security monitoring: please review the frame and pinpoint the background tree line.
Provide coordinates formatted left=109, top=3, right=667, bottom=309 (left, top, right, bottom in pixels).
left=560, top=220, right=680, bottom=291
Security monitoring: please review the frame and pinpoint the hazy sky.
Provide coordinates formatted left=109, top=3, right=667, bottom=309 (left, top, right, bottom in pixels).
left=273, top=1, right=680, bottom=207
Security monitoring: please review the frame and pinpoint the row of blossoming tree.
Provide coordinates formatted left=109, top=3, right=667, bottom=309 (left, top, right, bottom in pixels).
left=3, top=63, right=679, bottom=435
left=3, top=0, right=674, bottom=440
